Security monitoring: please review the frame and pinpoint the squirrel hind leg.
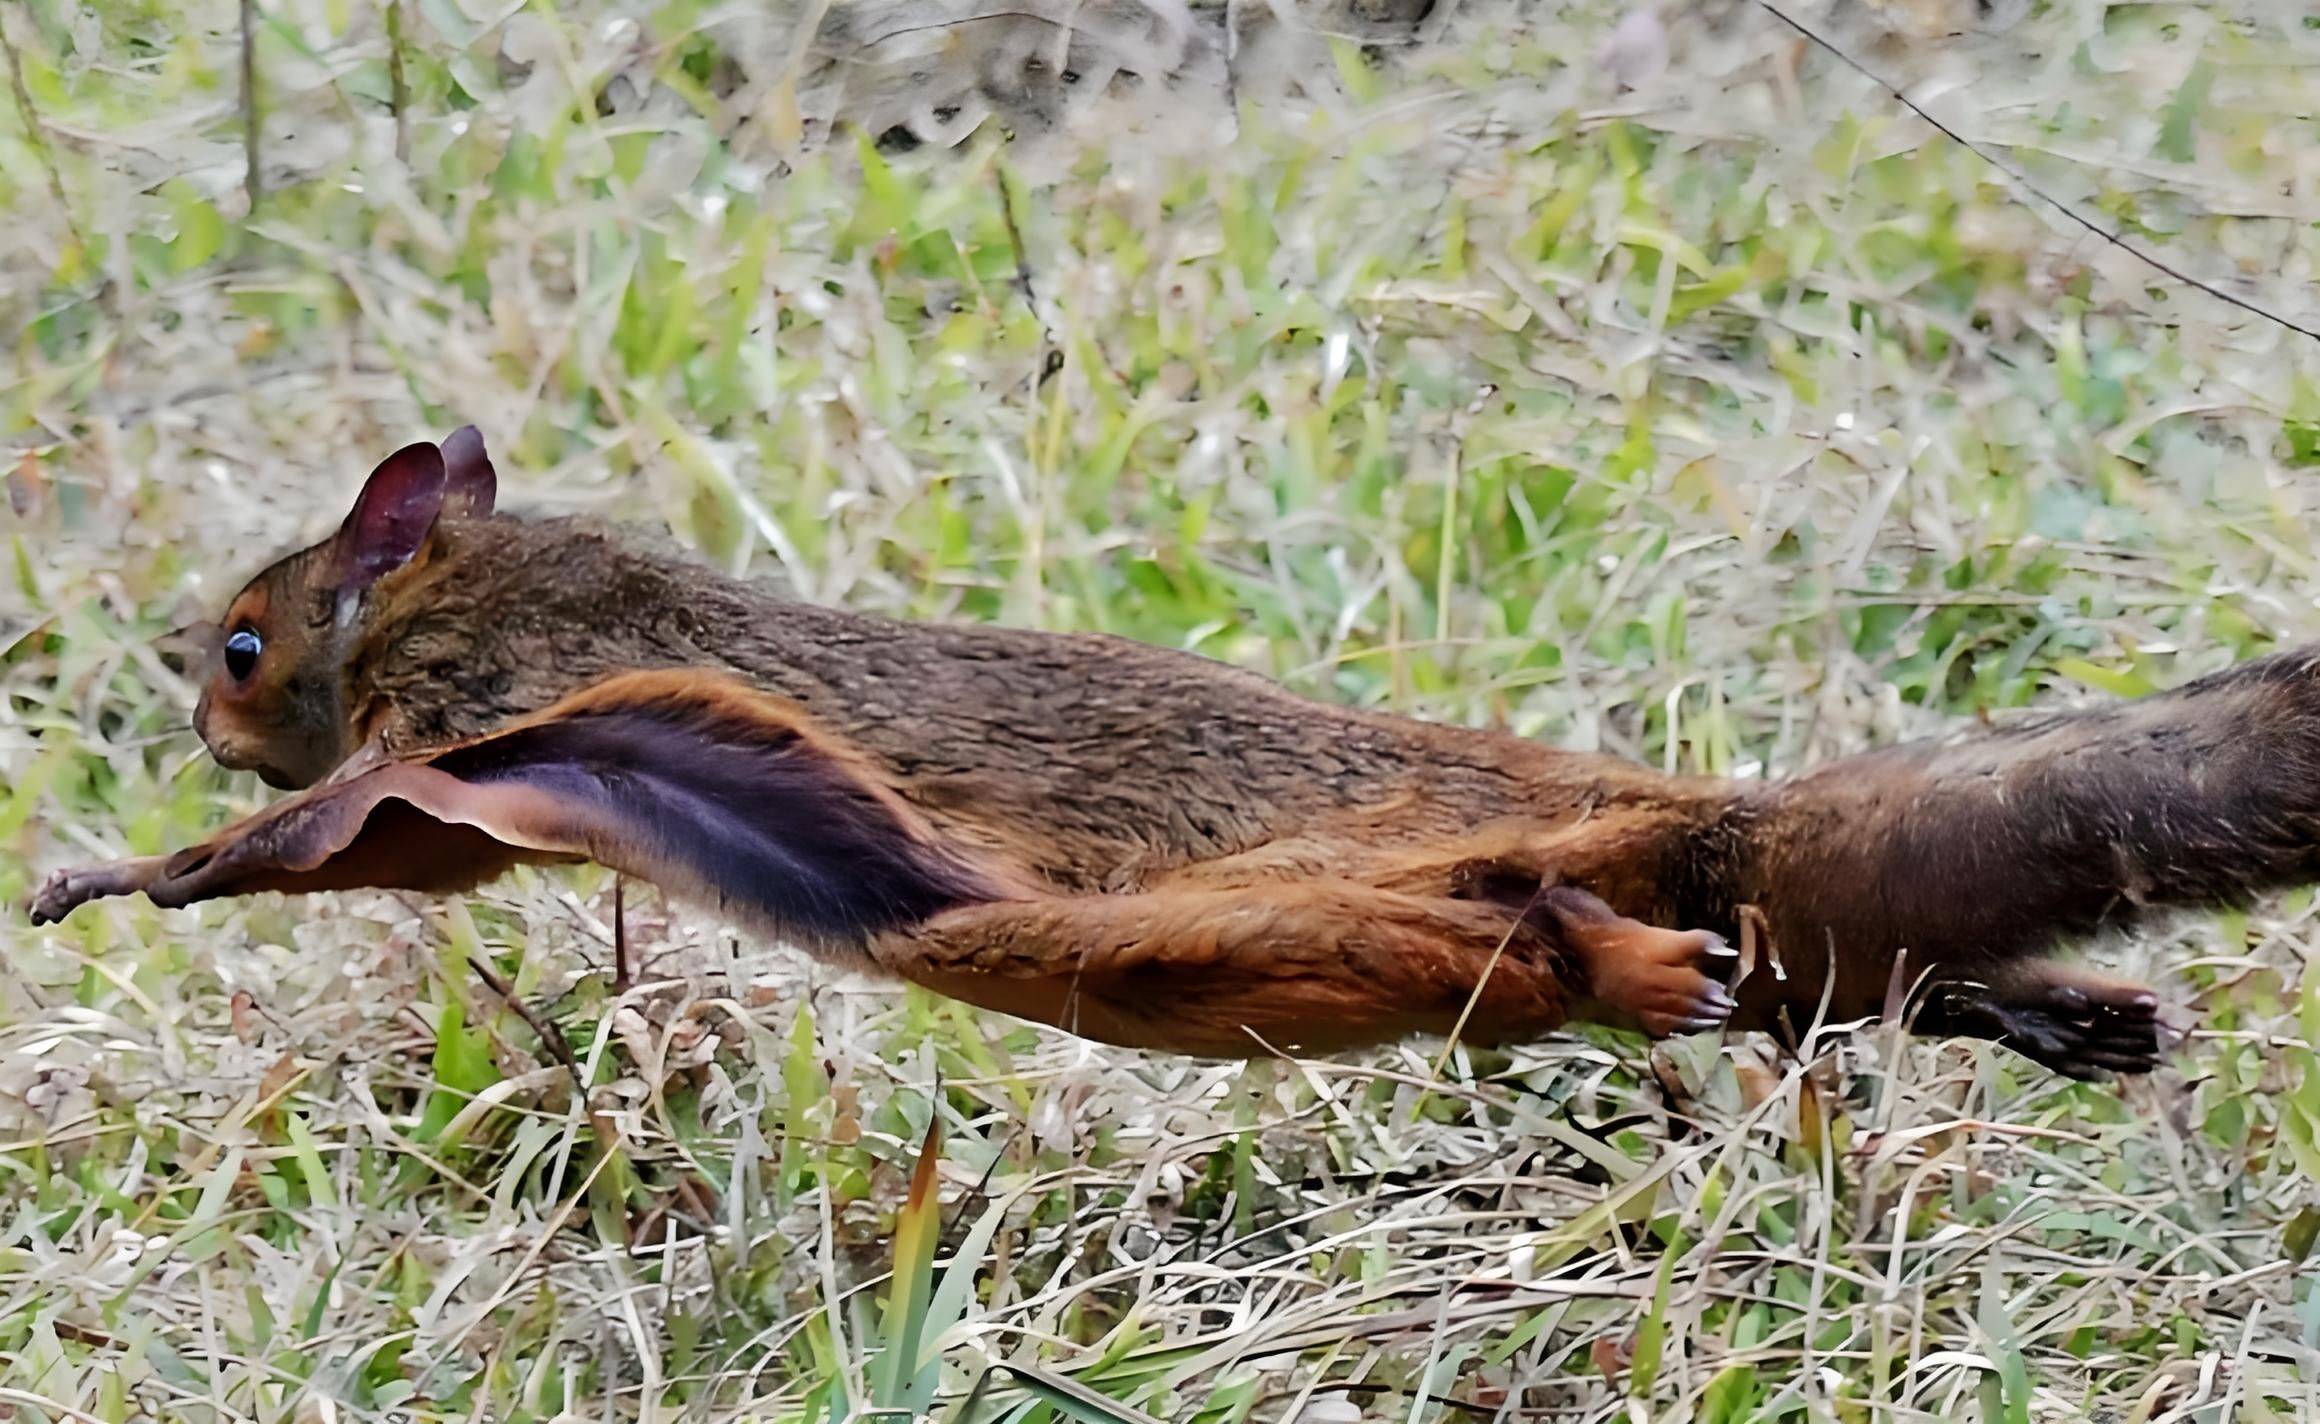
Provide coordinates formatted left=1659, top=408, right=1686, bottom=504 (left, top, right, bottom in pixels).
left=1531, top=885, right=1740, bottom=1039
left=1917, top=960, right=2164, bottom=1081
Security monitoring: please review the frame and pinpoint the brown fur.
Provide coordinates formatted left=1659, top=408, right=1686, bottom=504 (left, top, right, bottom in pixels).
left=66, top=431, right=2314, bottom=1076
left=336, top=516, right=1733, bottom=890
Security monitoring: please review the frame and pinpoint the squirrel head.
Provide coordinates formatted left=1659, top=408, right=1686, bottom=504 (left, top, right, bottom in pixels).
left=193, top=426, right=498, bottom=789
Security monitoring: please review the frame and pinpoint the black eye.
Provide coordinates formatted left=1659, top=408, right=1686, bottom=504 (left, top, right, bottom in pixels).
left=223, top=627, right=263, bottom=681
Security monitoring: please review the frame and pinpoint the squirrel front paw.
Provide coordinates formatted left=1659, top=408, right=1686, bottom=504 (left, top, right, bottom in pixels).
left=28, top=868, right=79, bottom=925
left=29, top=857, right=166, bottom=925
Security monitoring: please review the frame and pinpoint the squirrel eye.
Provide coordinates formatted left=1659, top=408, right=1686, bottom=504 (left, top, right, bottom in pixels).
left=223, top=627, right=263, bottom=682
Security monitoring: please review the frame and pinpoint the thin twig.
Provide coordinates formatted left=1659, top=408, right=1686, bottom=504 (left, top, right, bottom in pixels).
left=994, top=156, right=1065, bottom=391
left=470, top=955, right=587, bottom=1093
left=239, top=0, right=263, bottom=212
left=0, top=8, right=90, bottom=260
left=613, top=876, right=632, bottom=991
left=1756, top=0, right=2319, bottom=343
left=993, top=161, right=1037, bottom=306
left=384, top=0, right=411, bottom=163
left=1220, top=0, right=1239, bottom=121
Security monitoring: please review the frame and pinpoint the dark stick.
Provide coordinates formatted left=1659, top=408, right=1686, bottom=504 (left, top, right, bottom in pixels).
left=239, top=0, right=263, bottom=212
left=994, top=163, right=1037, bottom=306
left=993, top=161, right=1067, bottom=390
left=613, top=877, right=632, bottom=992
left=470, top=954, right=586, bottom=1093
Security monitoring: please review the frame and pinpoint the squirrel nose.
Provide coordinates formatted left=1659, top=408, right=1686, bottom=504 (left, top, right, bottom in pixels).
left=203, top=731, right=305, bottom=790
left=194, top=718, right=256, bottom=774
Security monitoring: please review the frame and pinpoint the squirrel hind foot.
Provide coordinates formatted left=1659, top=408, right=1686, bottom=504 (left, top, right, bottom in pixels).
left=1920, top=961, right=2164, bottom=1081
left=1532, top=886, right=1739, bottom=1038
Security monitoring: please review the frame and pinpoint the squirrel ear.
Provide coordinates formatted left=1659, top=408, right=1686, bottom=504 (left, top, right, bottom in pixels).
left=336, top=440, right=448, bottom=588
left=440, top=425, right=497, bottom=518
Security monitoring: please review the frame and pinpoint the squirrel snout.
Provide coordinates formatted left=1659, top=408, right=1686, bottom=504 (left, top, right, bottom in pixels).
left=194, top=709, right=315, bottom=791
left=204, top=738, right=312, bottom=791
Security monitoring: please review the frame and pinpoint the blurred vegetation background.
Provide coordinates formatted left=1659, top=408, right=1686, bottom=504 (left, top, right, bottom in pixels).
left=6, top=0, right=2320, bottom=1419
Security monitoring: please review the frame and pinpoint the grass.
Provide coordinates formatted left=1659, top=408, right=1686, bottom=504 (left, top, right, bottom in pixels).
left=6, top=0, right=2320, bottom=1418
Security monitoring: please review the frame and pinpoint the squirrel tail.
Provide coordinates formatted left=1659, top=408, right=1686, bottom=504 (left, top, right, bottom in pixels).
left=1717, top=647, right=2320, bottom=1055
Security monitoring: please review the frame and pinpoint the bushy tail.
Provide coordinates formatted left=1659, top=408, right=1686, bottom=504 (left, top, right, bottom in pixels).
left=1725, top=647, right=2320, bottom=1031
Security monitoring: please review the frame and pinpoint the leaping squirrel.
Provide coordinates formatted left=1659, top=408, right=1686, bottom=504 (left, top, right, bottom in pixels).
left=42, top=428, right=2278, bottom=1080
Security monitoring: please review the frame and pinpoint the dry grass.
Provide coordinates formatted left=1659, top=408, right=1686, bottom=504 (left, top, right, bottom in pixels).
left=6, top=1, right=2320, bottom=1419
